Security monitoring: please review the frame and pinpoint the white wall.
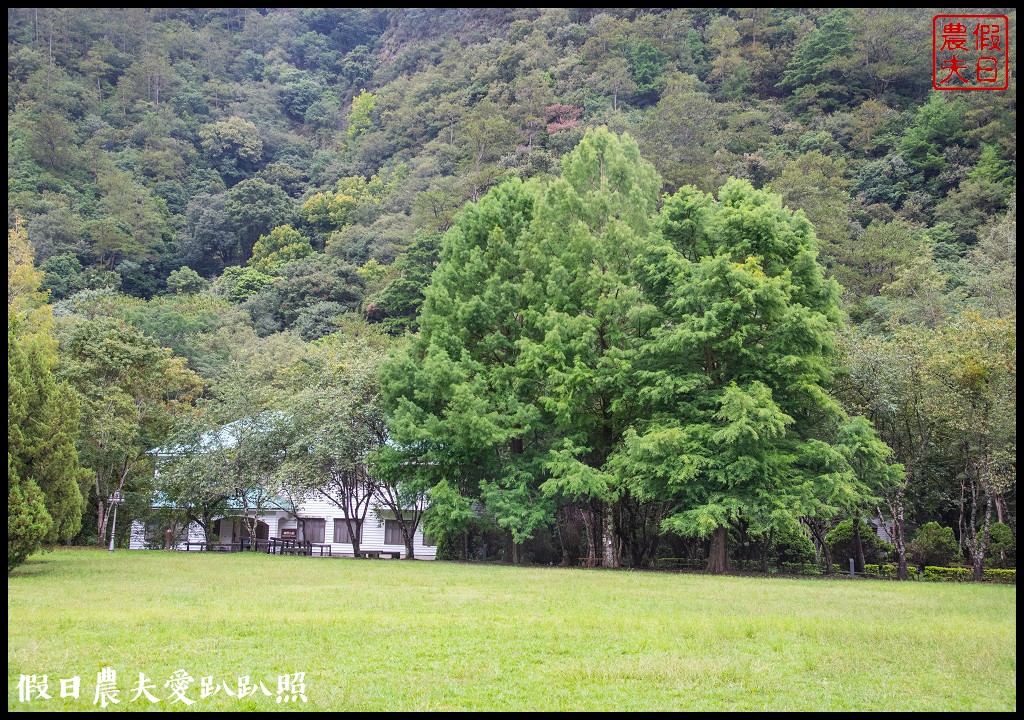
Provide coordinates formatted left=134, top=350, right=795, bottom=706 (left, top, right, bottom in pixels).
left=129, top=520, right=147, bottom=549
left=128, top=520, right=204, bottom=550
left=289, top=495, right=436, bottom=559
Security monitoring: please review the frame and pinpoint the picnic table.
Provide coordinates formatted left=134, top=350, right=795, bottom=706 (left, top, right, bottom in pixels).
left=266, top=537, right=324, bottom=556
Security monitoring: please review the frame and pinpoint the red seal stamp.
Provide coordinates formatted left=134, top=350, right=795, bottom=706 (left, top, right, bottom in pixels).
left=933, top=15, right=1010, bottom=90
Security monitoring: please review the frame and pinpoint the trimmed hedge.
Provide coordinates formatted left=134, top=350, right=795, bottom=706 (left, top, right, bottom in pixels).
left=863, top=564, right=1016, bottom=582
left=778, top=562, right=820, bottom=575
left=923, top=566, right=973, bottom=582
left=864, top=563, right=900, bottom=579
left=650, top=560, right=1014, bottom=582
left=922, top=566, right=1016, bottom=583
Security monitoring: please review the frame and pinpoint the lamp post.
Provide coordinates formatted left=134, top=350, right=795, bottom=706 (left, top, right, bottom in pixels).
left=108, top=490, right=125, bottom=552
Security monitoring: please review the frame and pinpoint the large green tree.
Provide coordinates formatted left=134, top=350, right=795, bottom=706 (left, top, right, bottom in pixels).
left=621, top=179, right=901, bottom=572
left=280, top=322, right=394, bottom=556
left=380, top=177, right=547, bottom=562
left=522, top=127, right=662, bottom=567
left=56, top=316, right=202, bottom=545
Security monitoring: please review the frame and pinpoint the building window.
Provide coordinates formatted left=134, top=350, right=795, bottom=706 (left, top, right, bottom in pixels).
left=304, top=518, right=325, bottom=544
left=333, top=519, right=362, bottom=544
left=423, top=531, right=436, bottom=547
left=384, top=519, right=404, bottom=545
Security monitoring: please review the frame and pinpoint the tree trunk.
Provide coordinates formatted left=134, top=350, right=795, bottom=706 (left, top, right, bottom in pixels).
left=707, top=525, right=730, bottom=574
left=403, top=526, right=415, bottom=560
left=995, top=493, right=1014, bottom=538
left=958, top=476, right=967, bottom=554
left=973, top=496, right=993, bottom=582
left=97, top=499, right=108, bottom=546
left=889, top=491, right=909, bottom=580
left=503, top=529, right=514, bottom=564
left=349, top=519, right=361, bottom=556
left=602, top=502, right=619, bottom=569
left=202, top=513, right=215, bottom=550
left=581, top=507, right=597, bottom=567
left=556, top=505, right=574, bottom=566
left=809, top=519, right=833, bottom=574
left=853, top=518, right=866, bottom=573
left=761, top=528, right=773, bottom=574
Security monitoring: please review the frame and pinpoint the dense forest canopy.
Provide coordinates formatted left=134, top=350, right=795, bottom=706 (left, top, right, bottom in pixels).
left=7, top=8, right=1016, bottom=576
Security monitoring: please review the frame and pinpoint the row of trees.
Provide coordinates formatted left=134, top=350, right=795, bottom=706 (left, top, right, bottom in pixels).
left=375, top=128, right=911, bottom=574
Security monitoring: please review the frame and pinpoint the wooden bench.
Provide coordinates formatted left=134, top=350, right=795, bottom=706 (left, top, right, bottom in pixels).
left=311, top=544, right=332, bottom=557
left=268, top=537, right=312, bottom=556
left=353, top=550, right=401, bottom=559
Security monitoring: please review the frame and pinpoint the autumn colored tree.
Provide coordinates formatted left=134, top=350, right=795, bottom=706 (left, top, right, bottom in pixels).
left=9, top=222, right=90, bottom=569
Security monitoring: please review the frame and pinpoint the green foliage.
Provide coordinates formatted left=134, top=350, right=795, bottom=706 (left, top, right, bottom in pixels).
left=381, top=175, right=544, bottom=543
left=933, top=178, right=1012, bottom=247
left=909, top=521, right=957, bottom=567
left=981, top=568, right=1016, bottom=583
left=220, top=266, right=274, bottom=303
left=240, top=255, right=364, bottom=339
left=922, top=565, right=973, bottom=582
left=384, top=128, right=901, bottom=569
left=278, top=70, right=325, bottom=121
left=348, top=89, right=378, bottom=139
left=4, top=9, right=1016, bottom=570
left=769, top=522, right=817, bottom=565
left=969, top=144, right=1015, bottom=189
left=199, top=117, right=264, bottom=185
left=9, top=226, right=88, bottom=567
left=769, top=151, right=852, bottom=260
left=779, top=9, right=858, bottom=112
left=863, top=563, right=900, bottom=579
left=899, top=94, right=965, bottom=191
left=626, top=41, right=667, bottom=105
left=55, top=314, right=202, bottom=543
left=423, top=478, right=478, bottom=550
left=7, top=453, right=51, bottom=572
left=631, top=178, right=894, bottom=551
left=302, top=175, right=381, bottom=235
left=40, top=254, right=86, bottom=301
left=224, top=179, right=296, bottom=261
left=119, top=294, right=226, bottom=366
left=983, top=523, right=1015, bottom=568
left=826, top=519, right=893, bottom=564
left=831, top=219, right=926, bottom=323
left=166, top=266, right=206, bottom=295
left=248, top=225, right=313, bottom=274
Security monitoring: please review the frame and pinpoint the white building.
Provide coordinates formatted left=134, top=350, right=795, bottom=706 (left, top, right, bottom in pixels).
left=129, top=416, right=436, bottom=558
left=129, top=495, right=437, bottom=559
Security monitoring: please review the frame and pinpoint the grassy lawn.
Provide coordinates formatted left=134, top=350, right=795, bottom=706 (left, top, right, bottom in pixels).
left=7, top=550, right=1016, bottom=711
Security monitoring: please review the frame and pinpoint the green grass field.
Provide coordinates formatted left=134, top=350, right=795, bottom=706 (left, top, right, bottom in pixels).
left=7, top=549, right=1016, bottom=711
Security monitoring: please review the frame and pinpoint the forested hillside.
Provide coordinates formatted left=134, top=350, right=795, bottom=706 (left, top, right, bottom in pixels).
left=7, top=9, right=1016, bottom=575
